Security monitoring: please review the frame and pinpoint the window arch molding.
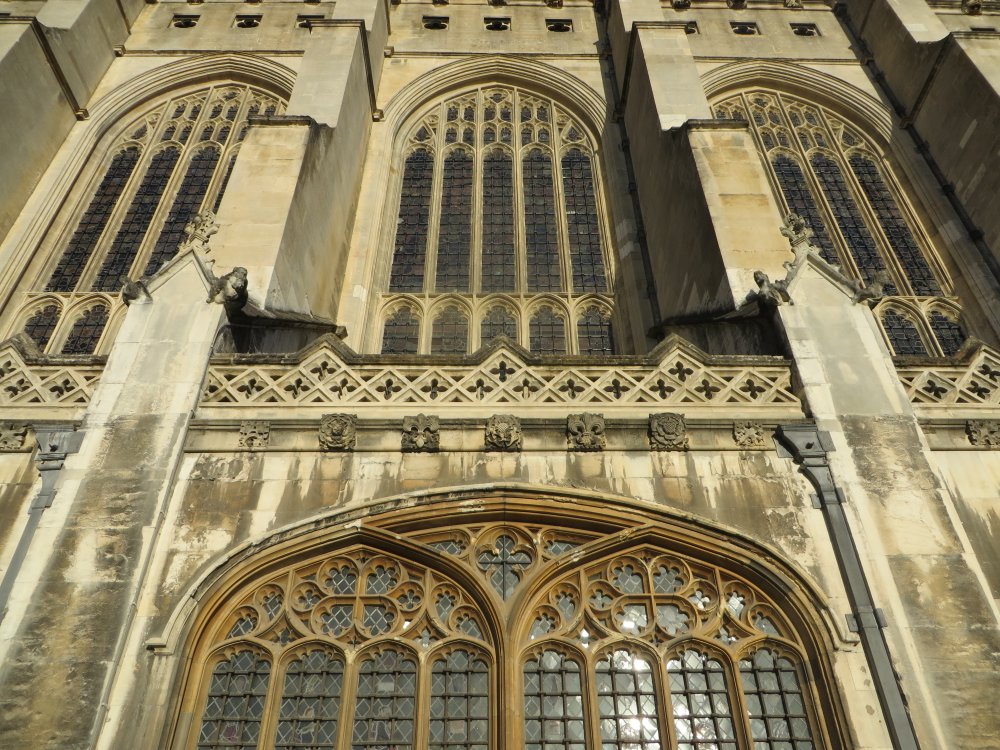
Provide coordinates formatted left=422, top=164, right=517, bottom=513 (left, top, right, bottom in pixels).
left=157, top=487, right=852, bottom=750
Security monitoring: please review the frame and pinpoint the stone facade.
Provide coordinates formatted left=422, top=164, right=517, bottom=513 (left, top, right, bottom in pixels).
left=0, top=1, right=999, bottom=749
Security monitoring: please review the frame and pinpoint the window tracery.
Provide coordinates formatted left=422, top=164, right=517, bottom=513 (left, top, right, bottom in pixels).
left=714, top=90, right=964, bottom=356
left=382, top=86, right=614, bottom=355
left=14, top=84, right=284, bottom=355
left=180, top=518, right=833, bottom=750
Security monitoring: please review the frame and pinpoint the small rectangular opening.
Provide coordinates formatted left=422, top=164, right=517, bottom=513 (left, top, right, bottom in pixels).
left=790, top=22, right=819, bottom=36
left=730, top=21, right=760, bottom=35
left=546, top=19, right=573, bottom=32
left=171, top=14, right=199, bottom=28
left=235, top=14, right=262, bottom=28
left=485, top=17, right=511, bottom=31
left=297, top=14, right=323, bottom=28
left=423, top=16, right=449, bottom=30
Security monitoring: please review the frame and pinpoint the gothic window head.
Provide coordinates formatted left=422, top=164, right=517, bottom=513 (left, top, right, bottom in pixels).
left=380, top=86, right=614, bottom=356
left=13, top=83, right=285, bottom=355
left=174, top=512, right=841, bottom=750
left=714, top=90, right=968, bottom=356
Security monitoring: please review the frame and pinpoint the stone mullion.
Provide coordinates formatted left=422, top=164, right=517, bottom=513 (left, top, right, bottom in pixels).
left=549, top=103, right=578, bottom=354
left=424, top=103, right=448, bottom=303
left=470, top=90, right=485, bottom=324
left=513, top=93, right=528, bottom=343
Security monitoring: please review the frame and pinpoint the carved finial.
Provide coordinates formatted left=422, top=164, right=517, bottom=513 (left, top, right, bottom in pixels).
left=780, top=213, right=814, bottom=248
left=207, top=266, right=249, bottom=312
left=181, top=210, right=220, bottom=253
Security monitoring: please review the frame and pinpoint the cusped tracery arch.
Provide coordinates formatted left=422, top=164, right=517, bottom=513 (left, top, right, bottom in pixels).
left=379, top=85, right=615, bottom=356
left=168, top=494, right=848, bottom=750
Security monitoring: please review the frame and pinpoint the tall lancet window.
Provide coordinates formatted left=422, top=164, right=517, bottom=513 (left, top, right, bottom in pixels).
left=714, top=90, right=966, bottom=357
left=381, top=86, right=614, bottom=355
left=12, top=83, right=285, bottom=355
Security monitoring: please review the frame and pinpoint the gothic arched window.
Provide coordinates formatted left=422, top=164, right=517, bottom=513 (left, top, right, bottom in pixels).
left=715, top=91, right=941, bottom=297
left=14, top=83, right=285, bottom=355
left=176, top=516, right=840, bottom=750
left=381, top=86, right=614, bottom=355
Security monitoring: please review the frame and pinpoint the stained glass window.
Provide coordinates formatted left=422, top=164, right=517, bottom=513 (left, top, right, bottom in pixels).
left=61, top=304, right=109, bottom=354
left=352, top=650, right=417, bottom=750
left=849, top=154, right=940, bottom=296
left=666, top=649, right=737, bottom=750
left=436, top=150, right=473, bottom=292
left=93, top=147, right=181, bottom=291
left=196, top=650, right=270, bottom=750
left=716, top=90, right=944, bottom=297
left=275, top=649, right=343, bottom=750
left=480, top=306, right=518, bottom=345
left=596, top=649, right=661, bottom=750
left=481, top=149, right=516, bottom=292
left=46, top=148, right=141, bottom=292
left=529, top=308, right=566, bottom=355
left=431, top=307, right=469, bottom=355
left=523, top=149, right=562, bottom=293
left=740, top=649, right=815, bottom=750
left=929, top=310, right=965, bottom=356
left=577, top=307, right=614, bottom=356
left=382, top=87, right=614, bottom=354
left=881, top=309, right=928, bottom=356
left=390, top=149, right=434, bottom=292
left=561, top=149, right=606, bottom=292
left=523, top=650, right=585, bottom=750
left=429, top=650, right=489, bottom=750
left=382, top=307, right=420, bottom=354
left=810, top=153, right=886, bottom=286
left=23, top=305, right=60, bottom=349
left=143, top=147, right=220, bottom=277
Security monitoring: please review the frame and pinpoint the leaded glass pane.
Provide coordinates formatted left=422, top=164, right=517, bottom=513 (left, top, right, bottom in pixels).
left=523, top=150, right=562, bottom=292
left=529, top=309, right=565, bottom=354
left=561, top=149, right=606, bottom=293
left=390, top=149, right=434, bottom=292
left=480, top=306, right=518, bottom=345
left=809, top=154, right=887, bottom=287
left=739, top=649, right=815, bottom=750
left=197, top=650, right=270, bottom=750
left=477, top=535, right=533, bottom=600
left=275, top=650, right=343, bottom=750
left=46, top=148, right=141, bottom=292
left=93, top=147, right=181, bottom=291
left=930, top=310, right=965, bottom=356
left=665, top=649, right=737, bottom=750
left=481, top=150, right=516, bottom=292
left=143, top=147, right=220, bottom=276
left=524, top=649, right=585, bottom=750
left=431, top=307, right=469, bottom=355
left=352, top=651, right=417, bottom=750
left=436, top=150, right=473, bottom=292
left=881, top=310, right=928, bottom=356
left=61, top=305, right=109, bottom=355
left=770, top=155, right=838, bottom=264
left=596, top=649, right=661, bottom=750
left=382, top=307, right=420, bottom=355
left=849, top=154, right=940, bottom=295
left=23, top=305, right=60, bottom=350
left=577, top=307, right=614, bottom=356
left=429, top=650, right=490, bottom=750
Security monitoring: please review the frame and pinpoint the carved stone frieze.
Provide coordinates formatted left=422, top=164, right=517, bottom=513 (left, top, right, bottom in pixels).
left=180, top=210, right=220, bottom=254
left=484, top=414, right=522, bottom=452
left=0, top=423, right=28, bottom=451
left=402, top=414, right=440, bottom=452
left=733, top=421, right=767, bottom=448
left=648, top=413, right=688, bottom=451
left=568, top=413, right=606, bottom=451
left=239, top=420, right=270, bottom=449
left=319, top=414, right=357, bottom=451
left=966, top=420, right=1000, bottom=448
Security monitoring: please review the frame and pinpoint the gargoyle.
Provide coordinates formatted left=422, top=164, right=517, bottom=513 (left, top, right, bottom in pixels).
left=752, top=269, right=791, bottom=307
left=851, top=269, right=892, bottom=305
left=207, top=266, right=249, bottom=311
